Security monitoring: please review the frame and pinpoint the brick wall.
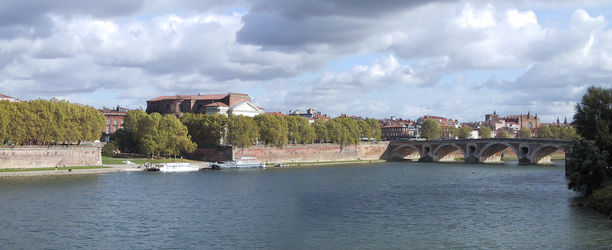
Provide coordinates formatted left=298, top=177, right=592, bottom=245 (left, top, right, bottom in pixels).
left=234, top=142, right=390, bottom=163
left=0, top=145, right=101, bottom=169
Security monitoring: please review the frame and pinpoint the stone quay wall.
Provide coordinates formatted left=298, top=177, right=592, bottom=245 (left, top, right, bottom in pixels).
left=233, top=142, right=390, bottom=163
left=188, top=142, right=390, bottom=163
left=0, top=145, right=102, bottom=169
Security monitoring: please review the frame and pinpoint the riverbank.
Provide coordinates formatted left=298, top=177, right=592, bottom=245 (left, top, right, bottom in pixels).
left=575, top=181, right=612, bottom=219
left=0, top=166, right=123, bottom=178
left=268, top=159, right=387, bottom=167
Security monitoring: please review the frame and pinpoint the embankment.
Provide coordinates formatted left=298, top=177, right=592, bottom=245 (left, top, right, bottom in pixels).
left=189, top=142, right=390, bottom=164
left=0, top=145, right=102, bottom=169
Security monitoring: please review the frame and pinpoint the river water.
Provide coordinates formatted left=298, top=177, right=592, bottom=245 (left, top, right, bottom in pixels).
left=1, top=161, right=611, bottom=249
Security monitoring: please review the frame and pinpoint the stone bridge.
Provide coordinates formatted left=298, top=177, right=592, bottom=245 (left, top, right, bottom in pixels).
left=383, top=138, right=572, bottom=165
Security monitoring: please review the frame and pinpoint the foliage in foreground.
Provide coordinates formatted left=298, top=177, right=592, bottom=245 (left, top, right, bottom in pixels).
left=566, top=139, right=609, bottom=196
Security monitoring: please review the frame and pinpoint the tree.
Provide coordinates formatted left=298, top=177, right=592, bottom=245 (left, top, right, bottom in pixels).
left=496, top=130, right=511, bottom=138
left=157, top=114, right=196, bottom=157
left=102, top=141, right=118, bottom=157
left=421, top=119, right=441, bottom=140
left=326, top=117, right=360, bottom=146
left=181, top=113, right=227, bottom=147
left=566, top=139, right=609, bottom=196
left=255, top=114, right=288, bottom=147
left=478, top=126, right=492, bottom=139
left=456, top=126, right=473, bottom=139
left=366, top=118, right=382, bottom=141
left=227, top=115, right=259, bottom=148
left=519, top=127, right=532, bottom=138
left=574, top=86, right=612, bottom=153
left=537, top=125, right=553, bottom=138
left=313, top=119, right=329, bottom=143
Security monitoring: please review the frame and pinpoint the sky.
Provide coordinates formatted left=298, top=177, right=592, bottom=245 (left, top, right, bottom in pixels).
left=1, top=0, right=611, bottom=123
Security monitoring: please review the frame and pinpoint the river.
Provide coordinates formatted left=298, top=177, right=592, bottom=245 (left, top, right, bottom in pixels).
left=1, top=161, right=611, bottom=249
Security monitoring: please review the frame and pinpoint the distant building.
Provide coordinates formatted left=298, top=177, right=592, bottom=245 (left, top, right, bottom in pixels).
left=99, top=106, right=130, bottom=142
left=146, top=92, right=264, bottom=117
left=484, top=111, right=541, bottom=138
left=289, top=108, right=330, bottom=123
left=417, top=115, right=457, bottom=127
left=0, top=93, right=19, bottom=102
left=379, top=118, right=419, bottom=141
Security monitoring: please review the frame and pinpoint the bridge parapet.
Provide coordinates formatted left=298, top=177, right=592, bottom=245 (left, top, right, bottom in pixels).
left=385, top=138, right=572, bottom=165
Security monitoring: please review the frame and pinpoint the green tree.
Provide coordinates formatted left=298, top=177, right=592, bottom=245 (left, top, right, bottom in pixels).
left=313, top=119, right=329, bottom=143
left=157, top=114, right=196, bottom=157
left=537, top=125, right=553, bottom=138
left=574, top=86, right=612, bottom=153
left=255, top=114, right=288, bottom=147
left=102, top=141, right=118, bottom=157
left=478, top=126, right=492, bottom=139
left=227, top=115, right=259, bottom=148
left=496, top=130, right=511, bottom=138
left=456, top=126, right=473, bottom=139
left=566, top=139, right=609, bottom=196
left=519, top=127, right=532, bottom=138
left=181, top=113, right=228, bottom=146
left=326, top=117, right=360, bottom=146
left=421, top=119, right=441, bottom=140
left=366, top=118, right=382, bottom=141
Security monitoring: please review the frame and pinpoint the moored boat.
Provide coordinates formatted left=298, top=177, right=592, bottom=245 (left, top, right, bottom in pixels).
left=210, top=157, right=265, bottom=170
left=156, top=163, right=199, bottom=172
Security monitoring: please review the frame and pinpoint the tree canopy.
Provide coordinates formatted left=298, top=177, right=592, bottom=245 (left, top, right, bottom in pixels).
left=519, top=127, right=532, bottom=138
left=456, top=126, right=473, bottom=139
left=478, top=126, right=492, bottom=139
left=0, top=99, right=104, bottom=145
left=226, top=115, right=259, bottom=148
left=181, top=113, right=228, bottom=146
left=574, top=86, right=612, bottom=151
left=496, top=130, right=511, bottom=138
left=116, top=110, right=196, bottom=157
left=421, top=119, right=441, bottom=140
left=255, top=114, right=288, bottom=147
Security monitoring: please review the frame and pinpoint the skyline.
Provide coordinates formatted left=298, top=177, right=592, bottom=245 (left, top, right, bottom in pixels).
left=1, top=1, right=612, bottom=122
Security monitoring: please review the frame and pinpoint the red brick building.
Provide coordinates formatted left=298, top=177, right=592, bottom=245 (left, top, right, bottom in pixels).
left=146, top=92, right=259, bottom=116
left=99, top=106, right=129, bottom=142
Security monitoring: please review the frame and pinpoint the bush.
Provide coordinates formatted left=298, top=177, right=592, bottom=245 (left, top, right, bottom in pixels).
left=102, top=141, right=118, bottom=157
left=566, top=139, right=609, bottom=196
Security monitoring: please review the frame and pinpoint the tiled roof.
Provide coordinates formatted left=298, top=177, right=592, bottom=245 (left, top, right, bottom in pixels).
left=204, top=102, right=229, bottom=107
left=0, top=93, right=14, bottom=98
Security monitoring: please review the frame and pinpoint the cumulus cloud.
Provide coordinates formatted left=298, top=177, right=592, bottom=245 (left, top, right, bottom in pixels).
left=0, top=0, right=611, bottom=122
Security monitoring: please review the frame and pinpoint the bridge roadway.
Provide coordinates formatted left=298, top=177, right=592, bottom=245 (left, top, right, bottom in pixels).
left=384, top=138, right=572, bottom=165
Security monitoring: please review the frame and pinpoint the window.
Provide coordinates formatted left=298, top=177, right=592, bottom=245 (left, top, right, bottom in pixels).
left=113, top=120, right=117, bottom=125
left=106, top=119, right=110, bottom=124
left=112, top=127, right=116, bottom=133
left=106, top=127, right=110, bottom=134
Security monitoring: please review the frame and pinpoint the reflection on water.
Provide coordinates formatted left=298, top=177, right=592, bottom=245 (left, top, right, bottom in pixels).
left=0, top=161, right=611, bottom=249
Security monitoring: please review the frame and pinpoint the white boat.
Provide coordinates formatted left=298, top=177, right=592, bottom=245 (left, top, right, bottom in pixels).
left=211, top=157, right=265, bottom=169
left=155, top=163, right=199, bottom=172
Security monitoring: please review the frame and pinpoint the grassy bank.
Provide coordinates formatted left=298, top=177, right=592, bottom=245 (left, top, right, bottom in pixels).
left=583, top=180, right=612, bottom=219
left=102, top=156, right=200, bottom=165
left=0, top=166, right=111, bottom=172
left=270, top=159, right=386, bottom=167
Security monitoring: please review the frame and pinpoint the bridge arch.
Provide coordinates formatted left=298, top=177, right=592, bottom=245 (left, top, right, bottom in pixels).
left=432, top=143, right=465, bottom=162
left=530, top=144, right=567, bottom=164
left=479, top=142, right=519, bottom=163
left=390, top=144, right=421, bottom=161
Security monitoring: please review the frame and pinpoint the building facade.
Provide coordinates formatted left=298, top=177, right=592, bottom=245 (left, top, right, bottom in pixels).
left=99, top=106, right=129, bottom=142
left=0, top=93, right=19, bottom=102
left=146, top=92, right=264, bottom=117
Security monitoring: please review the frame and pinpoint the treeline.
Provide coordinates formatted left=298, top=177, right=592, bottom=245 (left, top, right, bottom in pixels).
left=0, top=99, right=105, bottom=145
left=181, top=113, right=382, bottom=148
left=110, top=112, right=381, bottom=156
left=110, top=110, right=196, bottom=157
